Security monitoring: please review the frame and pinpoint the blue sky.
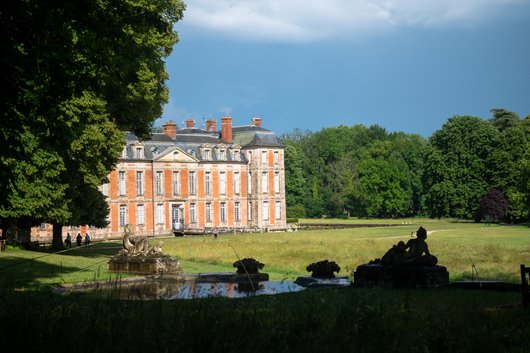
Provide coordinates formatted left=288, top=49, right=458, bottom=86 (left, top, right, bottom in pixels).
left=159, top=0, right=530, bottom=137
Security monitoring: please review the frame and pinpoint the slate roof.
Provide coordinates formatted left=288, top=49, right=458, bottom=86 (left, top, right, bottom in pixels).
left=122, top=123, right=283, bottom=162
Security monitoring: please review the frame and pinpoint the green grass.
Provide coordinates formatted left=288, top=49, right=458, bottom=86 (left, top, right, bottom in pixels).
left=1, top=219, right=529, bottom=353
left=1, top=219, right=528, bottom=289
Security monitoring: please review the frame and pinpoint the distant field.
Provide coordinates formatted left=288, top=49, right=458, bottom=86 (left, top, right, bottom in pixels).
left=1, top=219, right=527, bottom=288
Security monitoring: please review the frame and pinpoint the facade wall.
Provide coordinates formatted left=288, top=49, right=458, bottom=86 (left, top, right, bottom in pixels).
left=96, top=146, right=286, bottom=238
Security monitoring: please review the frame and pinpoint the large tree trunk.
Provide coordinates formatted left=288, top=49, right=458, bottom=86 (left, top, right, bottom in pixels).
left=52, top=223, right=64, bottom=249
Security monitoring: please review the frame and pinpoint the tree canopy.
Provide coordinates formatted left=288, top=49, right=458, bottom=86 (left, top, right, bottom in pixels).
left=0, top=0, right=185, bottom=242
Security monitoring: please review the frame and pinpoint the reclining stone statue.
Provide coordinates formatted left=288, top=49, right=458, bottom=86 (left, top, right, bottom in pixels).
left=379, top=226, right=438, bottom=267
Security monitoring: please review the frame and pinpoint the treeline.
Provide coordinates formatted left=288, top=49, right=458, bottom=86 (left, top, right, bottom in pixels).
left=281, top=109, right=530, bottom=222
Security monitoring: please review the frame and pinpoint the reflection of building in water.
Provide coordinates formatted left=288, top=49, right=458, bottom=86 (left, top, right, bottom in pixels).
left=31, top=116, right=287, bottom=241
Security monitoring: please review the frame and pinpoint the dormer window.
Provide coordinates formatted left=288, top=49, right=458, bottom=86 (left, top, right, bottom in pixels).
left=232, top=150, right=240, bottom=161
left=134, top=146, right=144, bottom=159
left=121, top=147, right=128, bottom=159
left=218, top=149, right=226, bottom=160
left=151, top=147, right=159, bottom=157
left=203, top=149, right=211, bottom=160
left=188, top=149, right=196, bottom=157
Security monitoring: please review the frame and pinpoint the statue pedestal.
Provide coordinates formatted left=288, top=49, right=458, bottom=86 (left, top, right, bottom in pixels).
left=108, top=255, right=182, bottom=275
left=294, top=276, right=351, bottom=288
left=354, top=264, right=449, bottom=288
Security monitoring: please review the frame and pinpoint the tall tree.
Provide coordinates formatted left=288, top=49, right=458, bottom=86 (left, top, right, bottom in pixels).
left=0, top=0, right=185, bottom=245
left=424, top=116, right=499, bottom=219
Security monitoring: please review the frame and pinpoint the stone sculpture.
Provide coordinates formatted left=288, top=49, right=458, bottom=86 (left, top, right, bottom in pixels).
left=233, top=258, right=264, bottom=274
left=354, top=226, right=448, bottom=287
left=108, top=224, right=181, bottom=275
left=306, top=260, right=341, bottom=278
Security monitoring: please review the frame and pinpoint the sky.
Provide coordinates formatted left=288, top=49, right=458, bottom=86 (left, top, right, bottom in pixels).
left=159, top=0, right=530, bottom=137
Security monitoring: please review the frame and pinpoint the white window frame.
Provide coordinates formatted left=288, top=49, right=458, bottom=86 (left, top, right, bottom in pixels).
left=156, top=204, right=164, bottom=224
left=234, top=202, right=240, bottom=222
left=234, top=172, right=240, bottom=195
left=248, top=201, right=252, bottom=221
left=172, top=171, right=180, bottom=195
left=119, top=205, right=127, bottom=226
left=137, top=204, right=145, bottom=225
left=248, top=172, right=252, bottom=194
left=220, top=202, right=226, bottom=222
left=205, top=172, right=211, bottom=195
left=119, top=171, right=127, bottom=196
left=274, top=151, right=279, bottom=164
left=274, top=172, right=280, bottom=193
left=156, top=171, right=163, bottom=195
left=206, top=203, right=212, bottom=223
left=261, top=150, right=267, bottom=164
left=220, top=172, right=226, bottom=195
left=262, top=201, right=269, bottom=221
left=136, top=171, right=144, bottom=196
left=262, top=172, right=268, bottom=193
left=189, top=171, right=196, bottom=195
left=190, top=203, right=196, bottom=223
left=275, top=201, right=281, bottom=220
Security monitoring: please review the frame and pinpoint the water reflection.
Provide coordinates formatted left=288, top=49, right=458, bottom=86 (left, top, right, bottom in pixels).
left=71, top=280, right=305, bottom=300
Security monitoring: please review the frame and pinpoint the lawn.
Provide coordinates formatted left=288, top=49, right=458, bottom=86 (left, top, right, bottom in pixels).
left=1, top=219, right=529, bottom=353
left=1, top=219, right=528, bottom=289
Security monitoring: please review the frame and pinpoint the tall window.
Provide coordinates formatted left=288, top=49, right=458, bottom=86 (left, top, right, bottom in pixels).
left=172, top=171, right=180, bottom=195
left=101, top=183, right=109, bottom=196
left=248, top=172, right=252, bottom=194
left=119, top=205, right=127, bottom=226
left=220, top=172, right=226, bottom=195
left=189, top=171, right=196, bottom=195
left=137, top=204, right=145, bottom=225
left=234, top=202, right=240, bottom=222
left=261, top=150, right=267, bottom=164
left=156, top=204, right=164, bottom=224
left=234, top=172, right=240, bottom=195
left=274, top=172, right=280, bottom=193
left=190, top=203, right=196, bottom=223
left=119, top=171, right=126, bottom=196
left=248, top=151, right=253, bottom=163
left=203, top=149, right=211, bottom=160
left=205, top=172, right=211, bottom=195
left=156, top=171, right=163, bottom=195
left=220, top=202, right=226, bottom=222
left=274, top=151, right=279, bottom=164
left=262, top=201, right=269, bottom=221
left=206, top=203, right=212, bottom=223
left=136, top=171, right=144, bottom=196
left=275, top=201, right=281, bottom=220
left=248, top=202, right=252, bottom=221
left=262, top=172, right=268, bottom=193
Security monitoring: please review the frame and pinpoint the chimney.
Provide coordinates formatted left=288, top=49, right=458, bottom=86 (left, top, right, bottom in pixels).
left=252, top=116, right=262, bottom=128
left=206, top=119, right=217, bottom=132
left=162, top=121, right=177, bottom=139
left=221, top=116, right=232, bottom=143
left=186, top=118, right=195, bottom=129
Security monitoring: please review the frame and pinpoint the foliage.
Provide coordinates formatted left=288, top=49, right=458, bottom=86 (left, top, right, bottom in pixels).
left=0, top=0, right=186, bottom=241
left=306, top=259, right=341, bottom=278
left=424, top=116, right=499, bottom=219
left=477, top=189, right=509, bottom=222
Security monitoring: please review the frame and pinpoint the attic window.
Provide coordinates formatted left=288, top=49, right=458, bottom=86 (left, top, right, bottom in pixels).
left=134, top=147, right=144, bottom=159
left=218, top=149, right=226, bottom=160
left=232, top=150, right=240, bottom=161
left=173, top=151, right=179, bottom=160
left=203, top=149, right=211, bottom=160
left=188, top=149, right=196, bottom=157
left=151, top=147, right=159, bottom=157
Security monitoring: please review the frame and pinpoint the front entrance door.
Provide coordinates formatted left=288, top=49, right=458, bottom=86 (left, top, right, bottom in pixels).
left=171, top=204, right=184, bottom=232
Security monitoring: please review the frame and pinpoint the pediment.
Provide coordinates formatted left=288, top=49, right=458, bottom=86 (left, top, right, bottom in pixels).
left=156, top=146, right=199, bottom=162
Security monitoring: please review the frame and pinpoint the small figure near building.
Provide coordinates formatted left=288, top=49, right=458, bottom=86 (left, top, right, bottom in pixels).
left=84, top=233, right=91, bottom=248
left=76, top=233, right=82, bottom=247
left=65, top=233, right=72, bottom=248
left=213, top=227, right=219, bottom=239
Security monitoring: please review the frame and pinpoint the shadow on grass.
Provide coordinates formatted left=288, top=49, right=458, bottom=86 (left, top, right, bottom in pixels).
left=23, top=240, right=122, bottom=258
left=0, top=257, right=81, bottom=290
